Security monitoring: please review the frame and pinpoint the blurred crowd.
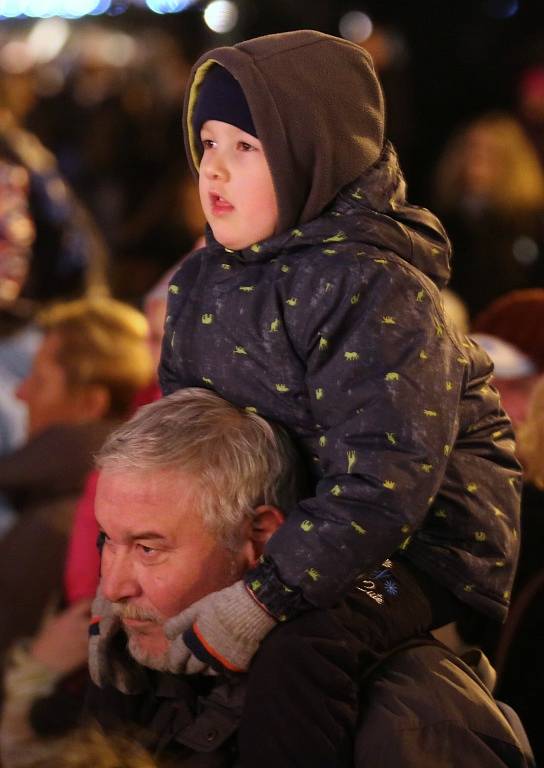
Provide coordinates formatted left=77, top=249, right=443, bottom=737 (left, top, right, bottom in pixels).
left=0, top=15, right=544, bottom=768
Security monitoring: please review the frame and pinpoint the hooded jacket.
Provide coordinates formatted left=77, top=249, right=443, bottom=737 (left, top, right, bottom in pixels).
left=160, top=31, right=520, bottom=621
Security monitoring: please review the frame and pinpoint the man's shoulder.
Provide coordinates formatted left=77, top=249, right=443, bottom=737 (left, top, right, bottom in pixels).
left=356, top=641, right=530, bottom=767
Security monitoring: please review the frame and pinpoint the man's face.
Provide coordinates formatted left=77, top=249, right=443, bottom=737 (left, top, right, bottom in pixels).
left=198, top=120, right=279, bottom=250
left=96, top=468, right=250, bottom=670
left=16, top=332, right=87, bottom=437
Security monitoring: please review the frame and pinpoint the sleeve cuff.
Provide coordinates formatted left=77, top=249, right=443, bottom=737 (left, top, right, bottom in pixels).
left=244, top=557, right=313, bottom=621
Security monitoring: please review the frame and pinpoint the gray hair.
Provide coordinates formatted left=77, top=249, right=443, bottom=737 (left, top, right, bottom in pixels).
left=96, top=388, right=307, bottom=549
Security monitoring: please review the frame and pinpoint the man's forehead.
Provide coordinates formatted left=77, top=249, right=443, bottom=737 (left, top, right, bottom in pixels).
left=97, top=466, right=192, bottom=496
left=95, top=468, right=199, bottom=528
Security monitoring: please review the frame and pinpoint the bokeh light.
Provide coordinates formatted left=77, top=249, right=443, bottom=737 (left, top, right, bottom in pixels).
left=513, top=237, right=539, bottom=266
left=0, top=40, right=32, bottom=70
left=484, top=0, right=519, bottom=19
left=27, top=19, right=69, bottom=60
left=203, top=0, right=238, bottom=34
left=339, top=11, right=373, bottom=43
left=0, top=0, right=109, bottom=16
left=145, top=0, right=191, bottom=13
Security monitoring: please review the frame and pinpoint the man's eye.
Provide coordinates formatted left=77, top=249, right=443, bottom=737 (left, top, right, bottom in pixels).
left=138, top=544, right=157, bottom=556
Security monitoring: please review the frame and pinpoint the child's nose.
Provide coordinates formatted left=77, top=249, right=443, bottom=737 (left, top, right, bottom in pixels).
left=205, top=155, right=229, bottom=181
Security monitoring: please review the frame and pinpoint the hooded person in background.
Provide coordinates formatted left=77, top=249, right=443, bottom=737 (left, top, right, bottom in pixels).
left=106, top=31, right=522, bottom=767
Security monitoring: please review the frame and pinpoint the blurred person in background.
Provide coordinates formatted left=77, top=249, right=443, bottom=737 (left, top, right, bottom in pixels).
left=0, top=106, right=109, bottom=304
left=441, top=287, right=470, bottom=334
left=22, top=27, right=196, bottom=301
left=1, top=722, right=158, bottom=768
left=472, top=288, right=544, bottom=426
left=65, top=261, right=177, bottom=609
left=0, top=270, right=170, bottom=759
left=116, top=171, right=206, bottom=305
left=517, top=65, right=544, bottom=167
left=473, top=288, right=544, bottom=370
left=433, top=113, right=544, bottom=317
left=0, top=155, right=39, bottom=476
left=469, top=332, right=539, bottom=430
left=0, top=98, right=111, bottom=527
left=0, top=297, right=153, bottom=660
left=482, top=376, right=544, bottom=767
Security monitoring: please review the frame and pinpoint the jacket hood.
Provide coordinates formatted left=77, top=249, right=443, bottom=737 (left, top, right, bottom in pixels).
left=184, top=30, right=385, bottom=234
left=331, top=142, right=452, bottom=289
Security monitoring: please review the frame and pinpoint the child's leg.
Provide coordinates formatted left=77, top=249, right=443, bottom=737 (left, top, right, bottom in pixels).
left=238, top=558, right=458, bottom=768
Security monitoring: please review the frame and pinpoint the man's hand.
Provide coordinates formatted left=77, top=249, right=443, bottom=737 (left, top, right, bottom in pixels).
left=165, top=581, right=276, bottom=675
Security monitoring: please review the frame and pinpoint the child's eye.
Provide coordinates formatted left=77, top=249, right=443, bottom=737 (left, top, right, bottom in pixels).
left=238, top=141, right=255, bottom=152
left=201, top=138, right=215, bottom=149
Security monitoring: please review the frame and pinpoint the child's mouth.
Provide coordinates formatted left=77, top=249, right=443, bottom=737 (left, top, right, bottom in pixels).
left=210, top=193, right=234, bottom=214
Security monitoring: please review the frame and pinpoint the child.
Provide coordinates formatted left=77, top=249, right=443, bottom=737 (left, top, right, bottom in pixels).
left=156, top=31, right=521, bottom=766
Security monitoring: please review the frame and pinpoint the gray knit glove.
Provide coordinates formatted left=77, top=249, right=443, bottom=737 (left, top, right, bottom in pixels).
left=88, top=592, right=146, bottom=694
left=165, top=580, right=277, bottom=675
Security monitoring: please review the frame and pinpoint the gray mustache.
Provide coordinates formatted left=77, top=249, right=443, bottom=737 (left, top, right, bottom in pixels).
left=110, top=602, right=164, bottom=623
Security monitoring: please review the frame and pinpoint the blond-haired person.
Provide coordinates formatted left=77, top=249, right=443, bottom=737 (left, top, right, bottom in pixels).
left=0, top=297, right=153, bottom=656
left=433, top=112, right=544, bottom=317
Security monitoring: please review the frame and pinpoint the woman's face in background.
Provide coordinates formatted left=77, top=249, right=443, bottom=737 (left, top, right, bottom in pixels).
left=461, top=126, right=502, bottom=198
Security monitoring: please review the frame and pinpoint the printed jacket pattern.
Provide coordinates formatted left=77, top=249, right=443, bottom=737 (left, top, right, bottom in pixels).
left=160, top=142, right=520, bottom=623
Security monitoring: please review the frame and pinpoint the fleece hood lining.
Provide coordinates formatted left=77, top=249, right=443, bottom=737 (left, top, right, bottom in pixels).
left=187, top=58, right=220, bottom=173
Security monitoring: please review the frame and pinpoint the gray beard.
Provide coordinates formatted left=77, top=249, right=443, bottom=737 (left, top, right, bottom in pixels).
left=126, top=632, right=171, bottom=672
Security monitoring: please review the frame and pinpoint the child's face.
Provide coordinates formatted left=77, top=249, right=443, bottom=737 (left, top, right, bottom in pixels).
left=198, top=120, right=278, bottom=250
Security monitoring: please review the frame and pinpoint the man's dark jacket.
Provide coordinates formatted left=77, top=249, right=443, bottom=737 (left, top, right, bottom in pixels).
left=86, top=636, right=532, bottom=767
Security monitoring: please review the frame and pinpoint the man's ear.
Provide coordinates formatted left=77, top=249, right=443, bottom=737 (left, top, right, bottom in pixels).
left=247, top=505, right=284, bottom=563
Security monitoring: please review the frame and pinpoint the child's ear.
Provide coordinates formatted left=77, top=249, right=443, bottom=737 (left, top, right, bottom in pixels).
left=247, top=505, right=285, bottom=563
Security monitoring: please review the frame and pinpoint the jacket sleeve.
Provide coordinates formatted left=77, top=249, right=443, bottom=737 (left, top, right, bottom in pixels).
left=244, top=258, right=467, bottom=617
left=159, top=252, right=203, bottom=397
left=159, top=280, right=183, bottom=397
left=406, top=333, right=521, bottom=620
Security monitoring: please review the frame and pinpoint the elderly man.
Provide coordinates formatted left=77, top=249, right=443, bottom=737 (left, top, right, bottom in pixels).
left=87, top=389, right=531, bottom=768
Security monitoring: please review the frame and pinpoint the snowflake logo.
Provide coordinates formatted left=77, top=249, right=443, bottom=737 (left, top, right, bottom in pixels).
left=383, top=578, right=399, bottom=597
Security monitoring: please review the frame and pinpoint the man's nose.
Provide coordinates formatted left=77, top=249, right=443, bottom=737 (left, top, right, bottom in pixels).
left=101, top=548, right=140, bottom=603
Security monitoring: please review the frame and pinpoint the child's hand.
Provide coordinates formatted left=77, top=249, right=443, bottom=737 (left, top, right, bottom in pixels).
left=30, top=599, right=92, bottom=675
left=165, top=581, right=276, bottom=675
